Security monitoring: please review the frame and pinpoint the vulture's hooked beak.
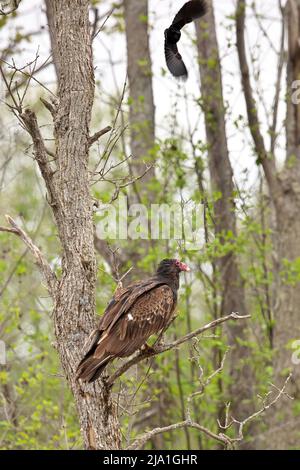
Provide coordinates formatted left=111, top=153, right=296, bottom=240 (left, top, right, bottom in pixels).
left=178, top=261, right=190, bottom=272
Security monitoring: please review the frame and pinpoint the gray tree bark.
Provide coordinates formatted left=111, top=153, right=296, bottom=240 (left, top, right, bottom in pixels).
left=30, top=0, right=122, bottom=449
left=267, top=0, right=300, bottom=450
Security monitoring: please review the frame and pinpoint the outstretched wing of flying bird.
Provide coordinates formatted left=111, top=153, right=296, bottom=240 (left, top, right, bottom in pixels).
left=164, top=0, right=208, bottom=80
left=172, top=0, right=207, bottom=29
left=164, top=41, right=188, bottom=80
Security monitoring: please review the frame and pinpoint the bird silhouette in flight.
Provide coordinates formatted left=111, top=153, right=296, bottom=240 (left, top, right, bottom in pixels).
left=164, top=0, right=208, bottom=80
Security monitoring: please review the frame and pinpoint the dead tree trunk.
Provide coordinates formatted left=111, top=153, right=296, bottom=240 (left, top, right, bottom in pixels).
left=236, top=0, right=300, bottom=449
left=195, top=0, right=255, bottom=424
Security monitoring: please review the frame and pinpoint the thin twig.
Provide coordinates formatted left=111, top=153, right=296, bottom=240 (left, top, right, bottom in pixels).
left=0, top=215, right=58, bottom=296
left=89, top=126, right=112, bottom=146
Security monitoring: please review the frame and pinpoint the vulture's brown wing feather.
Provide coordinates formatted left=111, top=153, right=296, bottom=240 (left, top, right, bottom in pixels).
left=172, top=0, right=207, bottom=30
left=94, top=285, right=175, bottom=358
left=76, top=258, right=188, bottom=383
left=98, top=278, right=166, bottom=333
left=77, top=278, right=167, bottom=379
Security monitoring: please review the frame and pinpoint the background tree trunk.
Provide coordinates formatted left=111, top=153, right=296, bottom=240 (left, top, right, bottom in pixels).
left=124, top=0, right=155, bottom=198
left=236, top=0, right=300, bottom=449
left=123, top=1, right=171, bottom=448
left=195, top=0, right=254, bottom=426
left=267, top=0, right=300, bottom=449
left=94, top=0, right=156, bottom=275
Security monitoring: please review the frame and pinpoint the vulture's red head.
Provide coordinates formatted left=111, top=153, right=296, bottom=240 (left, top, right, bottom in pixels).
left=157, top=258, right=190, bottom=277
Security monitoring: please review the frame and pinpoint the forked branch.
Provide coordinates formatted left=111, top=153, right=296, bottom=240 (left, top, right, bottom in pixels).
left=128, top=373, right=293, bottom=450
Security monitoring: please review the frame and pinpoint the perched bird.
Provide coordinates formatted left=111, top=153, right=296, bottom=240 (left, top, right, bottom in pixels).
left=76, top=259, right=190, bottom=383
left=164, top=0, right=208, bottom=80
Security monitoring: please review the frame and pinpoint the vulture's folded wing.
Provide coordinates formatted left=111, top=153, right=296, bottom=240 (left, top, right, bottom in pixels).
left=92, top=285, right=175, bottom=359
left=98, top=278, right=167, bottom=333
left=116, top=285, right=175, bottom=343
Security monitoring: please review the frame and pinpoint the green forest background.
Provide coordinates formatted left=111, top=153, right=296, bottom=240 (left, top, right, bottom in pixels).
left=0, top=0, right=300, bottom=450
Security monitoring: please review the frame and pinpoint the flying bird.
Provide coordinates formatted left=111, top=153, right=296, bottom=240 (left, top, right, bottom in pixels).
left=164, top=0, right=208, bottom=80
left=76, top=259, right=190, bottom=383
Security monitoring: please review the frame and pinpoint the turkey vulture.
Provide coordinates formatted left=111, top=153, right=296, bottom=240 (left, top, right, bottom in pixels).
left=164, top=0, right=208, bottom=80
left=76, top=259, right=190, bottom=383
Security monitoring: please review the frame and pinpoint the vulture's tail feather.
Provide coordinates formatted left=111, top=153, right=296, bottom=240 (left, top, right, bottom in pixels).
left=76, top=354, right=113, bottom=383
left=76, top=329, right=101, bottom=370
left=76, top=330, right=113, bottom=382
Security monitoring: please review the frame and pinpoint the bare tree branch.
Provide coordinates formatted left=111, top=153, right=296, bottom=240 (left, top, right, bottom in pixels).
left=128, top=373, right=293, bottom=450
left=40, top=97, right=56, bottom=117
left=89, top=126, right=112, bottom=146
left=0, top=56, right=56, bottom=98
left=218, top=373, right=293, bottom=443
left=0, top=0, right=21, bottom=15
left=127, top=419, right=231, bottom=450
left=0, top=59, right=57, bottom=206
left=270, top=2, right=286, bottom=154
left=19, top=109, right=57, bottom=205
left=187, top=348, right=230, bottom=412
left=0, top=215, right=58, bottom=296
left=106, top=313, right=250, bottom=386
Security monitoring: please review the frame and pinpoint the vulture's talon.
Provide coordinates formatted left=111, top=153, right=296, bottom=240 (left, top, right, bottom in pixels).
left=141, top=343, right=156, bottom=354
